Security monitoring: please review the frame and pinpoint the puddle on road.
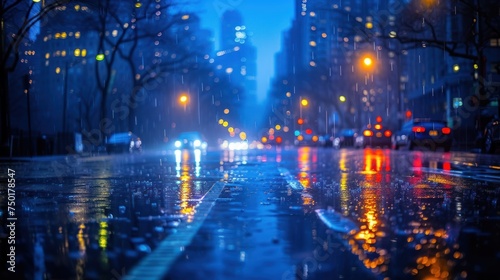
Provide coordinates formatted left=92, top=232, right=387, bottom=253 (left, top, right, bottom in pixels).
left=0, top=152, right=222, bottom=279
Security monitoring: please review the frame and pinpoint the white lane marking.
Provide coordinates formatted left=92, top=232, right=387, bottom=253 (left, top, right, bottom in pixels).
left=124, top=181, right=226, bottom=280
left=278, top=167, right=305, bottom=190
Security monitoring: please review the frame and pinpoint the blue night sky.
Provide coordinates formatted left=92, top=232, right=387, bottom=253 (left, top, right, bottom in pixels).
left=197, top=0, right=295, bottom=102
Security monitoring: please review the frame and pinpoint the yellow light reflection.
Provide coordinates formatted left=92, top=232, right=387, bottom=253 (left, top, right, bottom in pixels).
left=175, top=150, right=197, bottom=222
left=98, top=221, right=108, bottom=249
left=77, top=223, right=86, bottom=252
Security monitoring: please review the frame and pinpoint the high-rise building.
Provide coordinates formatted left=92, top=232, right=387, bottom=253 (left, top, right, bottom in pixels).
left=215, top=9, right=257, bottom=133
left=271, top=0, right=401, bottom=142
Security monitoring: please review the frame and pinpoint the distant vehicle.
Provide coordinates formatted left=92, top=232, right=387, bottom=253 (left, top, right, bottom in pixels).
left=295, top=130, right=322, bottom=147
left=478, top=97, right=500, bottom=153
left=106, top=132, right=142, bottom=154
left=321, top=134, right=334, bottom=147
left=481, top=118, right=500, bottom=154
left=333, top=128, right=358, bottom=148
left=393, top=119, right=452, bottom=152
left=173, top=131, right=208, bottom=151
left=360, top=123, right=392, bottom=149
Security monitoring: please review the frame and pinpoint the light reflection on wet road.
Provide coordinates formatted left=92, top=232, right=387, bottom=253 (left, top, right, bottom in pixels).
left=1, top=148, right=500, bottom=279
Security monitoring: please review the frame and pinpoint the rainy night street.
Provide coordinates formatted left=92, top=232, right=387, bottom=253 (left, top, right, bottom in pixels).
left=1, top=147, right=500, bottom=280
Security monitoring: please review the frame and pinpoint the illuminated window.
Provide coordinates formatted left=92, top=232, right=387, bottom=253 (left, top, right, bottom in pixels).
left=75, top=32, right=80, bottom=39
left=45, top=53, right=50, bottom=59
left=55, top=67, right=61, bottom=74
left=309, top=41, right=317, bottom=47
left=81, top=49, right=87, bottom=57
left=74, top=49, right=80, bottom=56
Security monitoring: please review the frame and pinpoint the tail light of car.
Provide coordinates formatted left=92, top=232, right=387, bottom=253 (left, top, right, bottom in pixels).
left=441, top=127, right=451, bottom=134
left=363, top=130, right=373, bottom=137
left=384, top=130, right=392, bottom=137
left=412, top=126, right=426, bottom=133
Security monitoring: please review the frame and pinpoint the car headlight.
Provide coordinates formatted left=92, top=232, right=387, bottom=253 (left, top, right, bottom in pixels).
left=193, top=139, right=201, bottom=147
left=174, top=140, right=181, bottom=148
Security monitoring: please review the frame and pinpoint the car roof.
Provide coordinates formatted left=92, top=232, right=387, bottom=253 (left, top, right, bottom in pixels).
left=177, top=131, right=204, bottom=138
left=108, top=132, right=138, bottom=143
left=411, top=118, right=447, bottom=124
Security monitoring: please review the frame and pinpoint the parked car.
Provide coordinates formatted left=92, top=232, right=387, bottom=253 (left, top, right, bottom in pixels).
left=481, top=118, right=500, bottom=154
left=173, top=131, right=208, bottom=151
left=333, top=128, right=359, bottom=148
left=106, top=132, right=142, bottom=154
left=360, top=123, right=392, bottom=148
left=393, top=119, right=452, bottom=152
left=477, top=97, right=500, bottom=153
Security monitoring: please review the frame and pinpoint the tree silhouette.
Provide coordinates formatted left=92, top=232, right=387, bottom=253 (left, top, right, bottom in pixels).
left=0, top=0, right=71, bottom=154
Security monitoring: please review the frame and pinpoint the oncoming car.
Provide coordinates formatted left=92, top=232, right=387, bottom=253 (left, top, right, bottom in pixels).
left=173, top=131, right=208, bottom=151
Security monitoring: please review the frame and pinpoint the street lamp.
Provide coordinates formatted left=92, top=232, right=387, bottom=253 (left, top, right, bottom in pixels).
left=363, top=57, right=373, bottom=67
left=179, top=93, right=188, bottom=111
left=299, top=97, right=308, bottom=119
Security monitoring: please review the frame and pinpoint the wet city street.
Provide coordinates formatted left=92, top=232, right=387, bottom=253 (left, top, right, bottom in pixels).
left=1, top=147, right=500, bottom=280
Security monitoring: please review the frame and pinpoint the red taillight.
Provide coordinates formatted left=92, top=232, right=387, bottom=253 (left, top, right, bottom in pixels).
left=363, top=130, right=373, bottom=137
left=441, top=127, right=451, bottom=134
left=384, top=130, right=392, bottom=137
left=412, top=126, right=426, bottom=133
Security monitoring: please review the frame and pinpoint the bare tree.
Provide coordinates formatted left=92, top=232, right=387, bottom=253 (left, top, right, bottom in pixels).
left=0, top=0, right=70, bottom=153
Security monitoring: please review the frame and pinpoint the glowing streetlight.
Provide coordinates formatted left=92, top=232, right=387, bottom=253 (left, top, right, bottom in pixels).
left=301, top=98, right=309, bottom=106
left=179, top=93, right=188, bottom=111
left=179, top=94, right=188, bottom=103
left=363, top=57, right=373, bottom=67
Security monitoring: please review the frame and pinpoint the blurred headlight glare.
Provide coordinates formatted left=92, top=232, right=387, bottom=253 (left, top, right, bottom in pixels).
left=174, top=140, right=181, bottom=148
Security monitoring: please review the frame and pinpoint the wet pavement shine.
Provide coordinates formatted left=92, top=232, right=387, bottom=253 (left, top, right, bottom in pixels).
left=1, top=147, right=500, bottom=280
